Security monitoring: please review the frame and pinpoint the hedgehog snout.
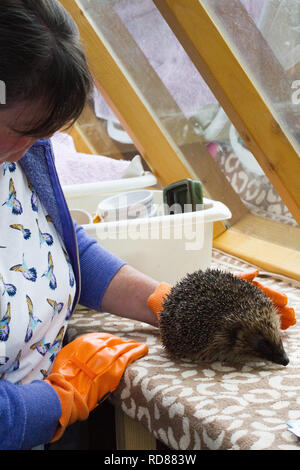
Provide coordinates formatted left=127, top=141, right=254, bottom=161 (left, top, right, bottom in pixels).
left=248, top=333, right=289, bottom=366
left=274, top=350, right=289, bottom=366
left=266, top=346, right=289, bottom=366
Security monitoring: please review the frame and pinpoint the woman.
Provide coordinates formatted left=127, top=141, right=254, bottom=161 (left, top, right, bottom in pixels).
left=0, top=0, right=159, bottom=449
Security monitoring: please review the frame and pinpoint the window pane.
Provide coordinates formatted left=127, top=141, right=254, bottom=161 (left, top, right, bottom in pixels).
left=78, top=0, right=299, bottom=249
left=202, top=0, right=300, bottom=156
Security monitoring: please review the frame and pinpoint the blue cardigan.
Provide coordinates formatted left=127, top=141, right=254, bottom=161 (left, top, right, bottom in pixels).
left=0, top=139, right=126, bottom=450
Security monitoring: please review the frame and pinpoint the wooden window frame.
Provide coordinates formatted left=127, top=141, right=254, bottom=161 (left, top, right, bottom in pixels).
left=61, top=0, right=300, bottom=281
left=152, top=0, right=300, bottom=281
left=61, top=0, right=233, bottom=237
left=154, top=0, right=300, bottom=224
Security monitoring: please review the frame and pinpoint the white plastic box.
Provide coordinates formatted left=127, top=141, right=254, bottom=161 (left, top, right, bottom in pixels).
left=63, top=178, right=231, bottom=285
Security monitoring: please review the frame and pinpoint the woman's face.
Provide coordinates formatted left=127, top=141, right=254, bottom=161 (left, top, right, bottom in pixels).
left=0, top=103, right=48, bottom=163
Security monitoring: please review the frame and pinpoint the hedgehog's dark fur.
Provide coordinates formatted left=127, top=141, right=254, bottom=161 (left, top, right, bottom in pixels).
left=159, top=269, right=289, bottom=366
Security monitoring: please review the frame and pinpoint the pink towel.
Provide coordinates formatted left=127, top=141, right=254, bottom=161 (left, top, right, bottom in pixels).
left=51, top=132, right=130, bottom=186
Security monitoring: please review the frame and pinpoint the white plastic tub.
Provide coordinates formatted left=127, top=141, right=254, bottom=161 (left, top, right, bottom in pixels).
left=65, top=186, right=231, bottom=284
left=63, top=172, right=157, bottom=213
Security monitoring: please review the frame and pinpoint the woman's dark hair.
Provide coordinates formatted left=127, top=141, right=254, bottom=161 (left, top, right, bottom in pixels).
left=0, top=0, right=94, bottom=137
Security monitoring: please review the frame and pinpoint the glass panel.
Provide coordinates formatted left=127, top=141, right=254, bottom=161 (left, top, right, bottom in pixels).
left=202, top=0, right=300, bottom=154
left=53, top=96, right=151, bottom=194
left=77, top=0, right=299, bottom=249
left=76, top=99, right=140, bottom=161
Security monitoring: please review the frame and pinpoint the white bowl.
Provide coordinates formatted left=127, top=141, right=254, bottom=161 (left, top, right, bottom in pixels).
left=70, top=208, right=93, bottom=225
left=97, top=190, right=153, bottom=222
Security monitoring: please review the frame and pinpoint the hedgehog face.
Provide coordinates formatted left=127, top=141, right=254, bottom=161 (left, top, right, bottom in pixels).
left=243, top=330, right=289, bottom=365
left=228, top=325, right=289, bottom=366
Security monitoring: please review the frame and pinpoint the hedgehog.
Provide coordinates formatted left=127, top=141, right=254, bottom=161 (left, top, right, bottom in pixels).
left=158, top=268, right=289, bottom=366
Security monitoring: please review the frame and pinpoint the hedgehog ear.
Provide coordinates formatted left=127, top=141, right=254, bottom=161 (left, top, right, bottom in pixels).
left=229, top=324, right=242, bottom=344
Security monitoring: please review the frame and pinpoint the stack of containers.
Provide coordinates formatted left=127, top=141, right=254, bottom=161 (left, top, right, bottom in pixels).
left=63, top=174, right=231, bottom=284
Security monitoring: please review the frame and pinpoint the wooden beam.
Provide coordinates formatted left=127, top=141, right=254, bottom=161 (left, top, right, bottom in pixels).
left=67, top=124, right=94, bottom=154
left=230, top=213, right=300, bottom=253
left=115, top=407, right=156, bottom=450
left=214, top=228, right=300, bottom=281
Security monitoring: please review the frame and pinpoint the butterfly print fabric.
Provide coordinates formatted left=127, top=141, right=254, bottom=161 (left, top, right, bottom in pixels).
left=0, top=162, right=76, bottom=384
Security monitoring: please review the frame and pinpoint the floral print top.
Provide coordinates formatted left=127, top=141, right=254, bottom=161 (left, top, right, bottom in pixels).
left=0, top=162, right=76, bottom=384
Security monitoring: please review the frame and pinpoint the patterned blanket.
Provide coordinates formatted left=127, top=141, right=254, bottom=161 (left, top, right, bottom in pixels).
left=68, top=249, right=300, bottom=450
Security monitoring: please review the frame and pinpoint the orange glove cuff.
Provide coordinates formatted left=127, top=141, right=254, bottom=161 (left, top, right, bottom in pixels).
left=147, top=282, right=172, bottom=319
left=45, top=373, right=89, bottom=442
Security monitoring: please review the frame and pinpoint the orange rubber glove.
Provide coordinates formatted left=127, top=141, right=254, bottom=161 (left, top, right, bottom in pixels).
left=237, top=270, right=296, bottom=330
left=45, top=332, right=148, bottom=442
left=148, top=272, right=296, bottom=331
left=147, top=282, right=172, bottom=320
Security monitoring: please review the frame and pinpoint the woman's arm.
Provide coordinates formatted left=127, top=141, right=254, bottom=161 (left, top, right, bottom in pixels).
left=0, top=379, right=61, bottom=450
left=101, top=264, right=159, bottom=327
